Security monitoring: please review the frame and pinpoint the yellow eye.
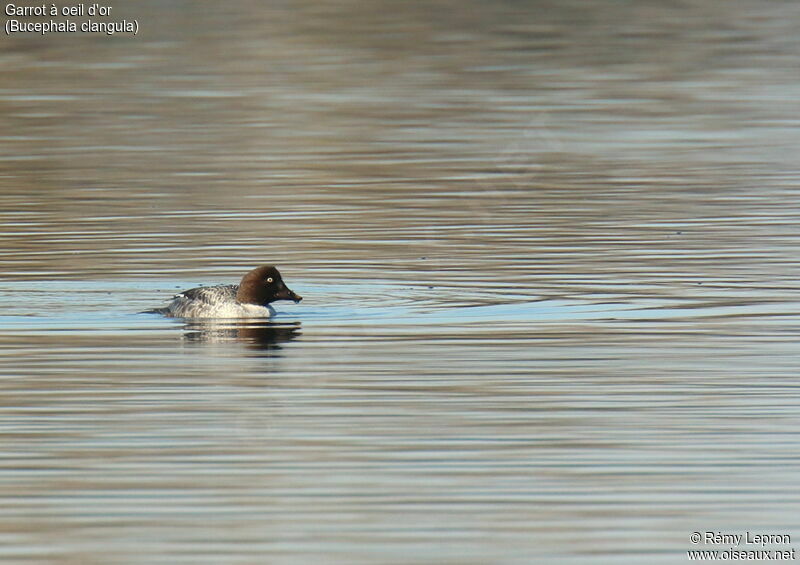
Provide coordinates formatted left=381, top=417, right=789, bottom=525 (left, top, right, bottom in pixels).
left=266, top=277, right=273, bottom=283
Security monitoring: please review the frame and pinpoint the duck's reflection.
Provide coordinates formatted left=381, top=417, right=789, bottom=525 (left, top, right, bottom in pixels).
left=182, top=319, right=301, bottom=351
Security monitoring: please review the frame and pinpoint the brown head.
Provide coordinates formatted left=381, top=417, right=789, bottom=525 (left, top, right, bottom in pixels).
left=235, top=265, right=302, bottom=306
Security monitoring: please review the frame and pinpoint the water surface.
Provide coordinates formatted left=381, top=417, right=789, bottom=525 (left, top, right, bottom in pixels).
left=2, top=1, right=800, bottom=563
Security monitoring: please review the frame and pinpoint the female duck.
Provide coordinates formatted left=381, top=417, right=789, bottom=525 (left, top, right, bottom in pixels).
left=151, top=265, right=302, bottom=318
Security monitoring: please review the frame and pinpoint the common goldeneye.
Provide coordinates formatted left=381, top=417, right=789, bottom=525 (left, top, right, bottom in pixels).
left=150, top=265, right=302, bottom=318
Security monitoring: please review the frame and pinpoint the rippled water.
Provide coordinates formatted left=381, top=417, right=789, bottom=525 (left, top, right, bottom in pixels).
left=3, top=1, right=800, bottom=563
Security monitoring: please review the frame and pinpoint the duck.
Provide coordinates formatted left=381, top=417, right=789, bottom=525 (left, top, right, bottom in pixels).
left=149, top=265, right=302, bottom=318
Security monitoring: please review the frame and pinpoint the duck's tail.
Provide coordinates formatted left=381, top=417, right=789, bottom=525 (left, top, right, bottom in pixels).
left=139, top=307, right=170, bottom=315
